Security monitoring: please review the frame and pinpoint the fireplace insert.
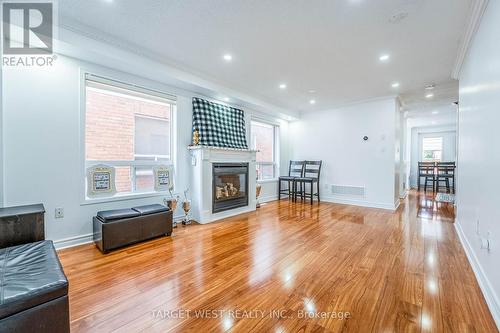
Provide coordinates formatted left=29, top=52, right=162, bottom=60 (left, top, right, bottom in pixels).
left=212, top=163, right=249, bottom=213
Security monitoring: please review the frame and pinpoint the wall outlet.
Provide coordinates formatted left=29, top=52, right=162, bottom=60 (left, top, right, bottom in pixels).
left=55, top=208, right=64, bottom=219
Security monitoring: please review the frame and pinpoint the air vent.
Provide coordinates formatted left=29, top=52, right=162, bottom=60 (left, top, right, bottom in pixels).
left=331, top=184, right=365, bottom=197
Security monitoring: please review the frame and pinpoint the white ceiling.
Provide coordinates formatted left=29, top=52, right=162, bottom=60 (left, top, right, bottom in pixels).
left=59, top=0, right=472, bottom=114
left=406, top=105, right=457, bottom=128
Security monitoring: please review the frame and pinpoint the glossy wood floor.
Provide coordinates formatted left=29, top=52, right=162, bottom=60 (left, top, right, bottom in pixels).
left=59, top=191, right=498, bottom=333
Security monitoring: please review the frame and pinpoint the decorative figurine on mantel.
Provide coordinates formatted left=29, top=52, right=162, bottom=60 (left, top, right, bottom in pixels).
left=182, top=188, right=192, bottom=225
left=164, top=189, right=180, bottom=228
left=192, top=129, right=200, bottom=145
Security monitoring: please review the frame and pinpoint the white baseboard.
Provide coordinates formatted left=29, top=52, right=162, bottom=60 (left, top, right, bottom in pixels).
left=53, top=233, right=94, bottom=250
left=259, top=195, right=278, bottom=203
left=321, top=195, right=398, bottom=211
left=455, top=220, right=500, bottom=329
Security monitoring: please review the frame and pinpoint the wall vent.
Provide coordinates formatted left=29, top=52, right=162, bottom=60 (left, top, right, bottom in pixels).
left=331, top=184, right=365, bottom=197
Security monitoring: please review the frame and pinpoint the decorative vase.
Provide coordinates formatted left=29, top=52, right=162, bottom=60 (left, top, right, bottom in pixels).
left=164, top=198, right=178, bottom=228
left=182, top=200, right=191, bottom=225
left=256, top=184, right=262, bottom=208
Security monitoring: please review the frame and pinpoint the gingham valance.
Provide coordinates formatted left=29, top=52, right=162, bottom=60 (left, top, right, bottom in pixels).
left=192, top=97, right=248, bottom=149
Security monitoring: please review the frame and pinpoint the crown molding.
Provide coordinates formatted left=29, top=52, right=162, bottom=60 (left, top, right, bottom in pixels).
left=451, top=0, right=489, bottom=79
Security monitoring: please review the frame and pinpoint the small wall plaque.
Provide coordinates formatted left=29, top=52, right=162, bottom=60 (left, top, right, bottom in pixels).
left=87, top=164, right=116, bottom=197
left=154, top=165, right=174, bottom=191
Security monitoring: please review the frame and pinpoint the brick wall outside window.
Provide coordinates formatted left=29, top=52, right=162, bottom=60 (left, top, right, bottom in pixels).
left=85, top=88, right=171, bottom=193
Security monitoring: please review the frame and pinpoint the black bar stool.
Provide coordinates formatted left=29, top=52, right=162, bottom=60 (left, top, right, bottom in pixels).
left=418, top=162, right=436, bottom=192
left=294, top=160, right=322, bottom=205
left=436, top=162, right=456, bottom=193
left=278, top=161, right=305, bottom=201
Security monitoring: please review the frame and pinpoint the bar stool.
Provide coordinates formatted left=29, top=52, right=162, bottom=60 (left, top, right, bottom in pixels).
left=278, top=161, right=305, bottom=201
left=294, top=160, right=322, bottom=205
left=418, top=162, right=436, bottom=192
left=436, top=162, right=456, bottom=193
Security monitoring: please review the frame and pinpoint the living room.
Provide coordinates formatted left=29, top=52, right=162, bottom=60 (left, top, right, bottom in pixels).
left=1, top=1, right=500, bottom=332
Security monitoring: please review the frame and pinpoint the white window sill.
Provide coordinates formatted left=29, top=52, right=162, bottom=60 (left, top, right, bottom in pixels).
left=81, top=191, right=169, bottom=206
left=257, top=178, right=278, bottom=184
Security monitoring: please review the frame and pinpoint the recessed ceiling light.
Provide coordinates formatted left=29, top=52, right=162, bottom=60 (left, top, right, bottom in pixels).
left=223, top=54, right=232, bottom=62
left=425, top=84, right=436, bottom=90
left=432, top=110, right=439, bottom=115
left=279, top=83, right=287, bottom=89
left=391, top=82, right=400, bottom=88
left=308, top=90, right=316, bottom=94
left=431, top=121, right=437, bottom=125
left=379, top=54, right=390, bottom=62
left=223, top=97, right=230, bottom=102
left=426, top=93, right=434, bottom=99
left=309, top=99, right=316, bottom=105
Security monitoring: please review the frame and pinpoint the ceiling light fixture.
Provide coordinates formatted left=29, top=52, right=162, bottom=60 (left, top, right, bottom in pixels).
left=309, top=99, right=316, bottom=105
left=223, top=54, right=232, bottom=62
left=308, top=90, right=316, bottom=94
left=223, top=97, right=230, bottom=102
left=391, top=82, right=400, bottom=88
left=379, top=54, right=390, bottom=62
left=279, top=83, right=287, bottom=89
left=432, top=110, right=439, bottom=115
left=425, top=84, right=436, bottom=90
left=426, top=93, right=434, bottom=99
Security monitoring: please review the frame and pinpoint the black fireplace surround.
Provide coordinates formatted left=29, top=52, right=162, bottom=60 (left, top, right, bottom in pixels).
left=212, top=163, right=249, bottom=213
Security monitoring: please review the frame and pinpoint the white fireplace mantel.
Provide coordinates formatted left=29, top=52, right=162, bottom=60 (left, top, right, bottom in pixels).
left=188, top=146, right=257, bottom=224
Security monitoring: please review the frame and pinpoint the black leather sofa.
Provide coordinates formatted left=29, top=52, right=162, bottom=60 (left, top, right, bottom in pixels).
left=0, top=240, right=70, bottom=333
left=93, top=204, right=173, bottom=253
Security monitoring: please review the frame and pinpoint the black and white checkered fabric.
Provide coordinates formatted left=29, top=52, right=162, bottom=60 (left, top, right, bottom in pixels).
left=192, top=97, right=248, bottom=149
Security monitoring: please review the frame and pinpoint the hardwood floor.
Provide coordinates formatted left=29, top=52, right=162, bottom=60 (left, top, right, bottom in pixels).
left=58, top=191, right=498, bottom=333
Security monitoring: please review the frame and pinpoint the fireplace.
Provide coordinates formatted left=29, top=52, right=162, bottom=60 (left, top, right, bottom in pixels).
left=212, top=163, right=249, bottom=213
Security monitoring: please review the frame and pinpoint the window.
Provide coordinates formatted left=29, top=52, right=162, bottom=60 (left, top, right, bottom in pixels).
left=84, top=74, right=175, bottom=197
left=422, top=137, right=443, bottom=162
left=250, top=120, right=279, bottom=180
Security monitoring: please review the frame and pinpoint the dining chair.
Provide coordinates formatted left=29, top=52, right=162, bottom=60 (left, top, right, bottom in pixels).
left=294, top=160, right=322, bottom=205
left=278, top=161, right=305, bottom=201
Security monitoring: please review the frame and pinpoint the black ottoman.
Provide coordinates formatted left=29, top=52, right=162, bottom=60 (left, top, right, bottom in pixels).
left=0, top=240, right=69, bottom=333
left=93, top=204, right=173, bottom=253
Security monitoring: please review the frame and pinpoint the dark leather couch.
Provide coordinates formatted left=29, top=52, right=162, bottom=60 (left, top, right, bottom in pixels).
left=0, top=240, right=70, bottom=333
left=93, top=204, right=173, bottom=253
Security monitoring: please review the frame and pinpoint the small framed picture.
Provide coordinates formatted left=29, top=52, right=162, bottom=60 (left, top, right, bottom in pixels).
left=154, top=165, right=174, bottom=191
left=87, top=164, right=116, bottom=197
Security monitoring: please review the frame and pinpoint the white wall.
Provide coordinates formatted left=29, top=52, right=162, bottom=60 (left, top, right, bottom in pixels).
left=290, top=98, right=398, bottom=210
left=2, top=36, right=290, bottom=247
left=408, top=126, right=457, bottom=188
left=456, top=0, right=500, bottom=326
left=0, top=65, right=3, bottom=207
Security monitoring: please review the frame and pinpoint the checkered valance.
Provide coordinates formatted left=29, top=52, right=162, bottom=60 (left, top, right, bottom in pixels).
left=192, top=97, right=248, bottom=149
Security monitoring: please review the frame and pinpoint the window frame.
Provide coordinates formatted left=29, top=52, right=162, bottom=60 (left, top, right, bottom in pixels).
left=82, top=72, right=176, bottom=203
left=250, top=119, right=280, bottom=181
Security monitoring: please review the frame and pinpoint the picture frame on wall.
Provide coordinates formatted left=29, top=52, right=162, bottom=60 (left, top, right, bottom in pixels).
left=153, top=165, right=174, bottom=192
left=86, top=164, right=116, bottom=197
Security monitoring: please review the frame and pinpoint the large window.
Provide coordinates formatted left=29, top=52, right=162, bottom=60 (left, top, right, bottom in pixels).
left=422, top=137, right=443, bottom=162
left=84, top=74, right=175, bottom=197
left=250, top=120, right=279, bottom=180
